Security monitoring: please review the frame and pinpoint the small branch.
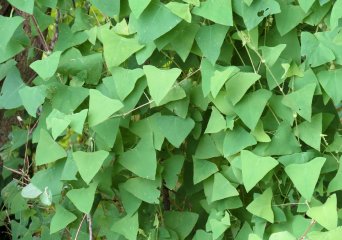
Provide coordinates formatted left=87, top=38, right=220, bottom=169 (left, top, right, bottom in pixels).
left=74, top=214, right=87, bottom=240
left=87, top=214, right=93, bottom=240
left=162, top=182, right=170, bottom=211
left=110, top=100, right=154, bottom=118
left=30, top=15, right=50, bottom=52
left=299, top=220, right=316, bottom=240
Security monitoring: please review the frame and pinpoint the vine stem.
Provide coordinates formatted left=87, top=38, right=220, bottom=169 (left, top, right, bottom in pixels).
left=30, top=15, right=50, bottom=52
left=299, top=220, right=316, bottom=240
left=74, top=214, right=87, bottom=240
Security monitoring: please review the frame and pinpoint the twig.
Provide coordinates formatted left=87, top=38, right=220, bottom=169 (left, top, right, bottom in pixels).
left=87, top=214, right=93, bottom=240
left=299, top=220, right=316, bottom=240
left=110, top=100, right=154, bottom=118
left=30, top=15, right=50, bottom=52
left=74, top=214, right=87, bottom=240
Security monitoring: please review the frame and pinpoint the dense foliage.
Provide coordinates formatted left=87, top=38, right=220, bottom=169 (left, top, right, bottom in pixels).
left=1, top=0, right=342, bottom=239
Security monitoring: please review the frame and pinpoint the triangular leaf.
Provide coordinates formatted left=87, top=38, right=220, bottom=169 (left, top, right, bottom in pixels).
left=246, top=188, right=274, bottom=223
left=118, top=135, right=157, bottom=180
left=144, top=65, right=181, bottom=105
left=211, top=173, right=239, bottom=202
left=88, top=89, right=123, bottom=127
left=306, top=194, right=338, bottom=230
left=295, top=113, right=322, bottom=151
left=72, top=150, right=109, bottom=184
left=285, top=157, right=326, bottom=201
left=241, top=150, right=278, bottom=192
left=192, top=0, right=233, bottom=26
left=30, top=51, right=62, bottom=80
left=66, top=183, right=97, bottom=214
left=282, top=84, right=316, bottom=121
left=164, top=211, right=199, bottom=239
left=50, top=205, right=77, bottom=234
left=120, top=177, right=160, bottom=204
left=205, top=107, right=226, bottom=133
left=156, top=115, right=195, bottom=147
left=193, top=157, right=219, bottom=184
left=111, top=212, right=139, bottom=240
left=234, top=89, right=272, bottom=130
left=223, top=126, right=257, bottom=157
left=35, top=129, right=67, bottom=166
left=102, top=29, right=143, bottom=68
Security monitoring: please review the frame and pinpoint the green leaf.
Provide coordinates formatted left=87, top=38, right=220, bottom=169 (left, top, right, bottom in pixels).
left=269, top=231, right=296, bottom=240
left=301, top=32, right=335, bottom=67
left=0, top=67, right=24, bottom=109
left=241, top=150, right=278, bottom=192
left=328, top=164, right=342, bottom=193
left=193, top=157, right=219, bottom=184
left=72, top=150, right=109, bottom=184
left=162, top=155, right=185, bottom=189
left=51, top=85, right=89, bottom=114
left=225, top=72, right=260, bottom=105
left=275, top=3, right=305, bottom=36
left=330, top=0, right=342, bottom=29
left=183, top=0, right=200, bottom=6
left=46, top=109, right=71, bottom=140
left=205, top=107, right=226, bottom=133
left=89, top=0, right=120, bottom=16
left=307, top=227, right=342, bottom=240
left=144, top=65, right=181, bottom=105
left=102, top=29, right=143, bottom=68
left=71, top=8, right=92, bottom=32
left=119, top=135, right=156, bottom=180
left=285, top=157, right=326, bottom=201
left=131, top=0, right=182, bottom=43
left=192, top=0, right=233, bottom=26
left=164, top=211, right=199, bottom=239
left=88, top=89, right=123, bottom=127
left=166, top=2, right=191, bottom=23
left=211, top=173, right=239, bottom=202
left=246, top=188, right=274, bottom=223
left=91, top=118, right=120, bottom=150
left=238, top=0, right=281, bottom=30
left=66, top=183, right=97, bottom=214
left=111, top=67, right=144, bottom=101
left=251, top=121, right=271, bottom=143
left=0, top=16, right=24, bottom=48
left=234, top=89, right=272, bottom=130
left=196, top=24, right=229, bottom=65
left=156, top=115, right=195, bottom=147
left=210, top=66, right=240, bottom=98
left=35, top=129, right=67, bottom=166
left=193, top=230, right=212, bottom=240
left=317, top=69, right=342, bottom=104
left=19, top=86, right=46, bottom=117
left=170, top=22, right=199, bottom=62
left=260, top=44, right=286, bottom=67
left=298, top=0, right=315, bottom=12
left=295, top=113, right=322, bottom=151
left=195, top=135, right=221, bottom=159
left=129, top=0, right=151, bottom=17
left=209, top=211, right=230, bottom=240
left=69, top=109, right=88, bottom=134
left=7, top=0, right=34, bottom=14
left=111, top=213, right=139, bottom=240
left=29, top=51, right=61, bottom=80
left=307, top=194, right=338, bottom=230
left=61, top=153, right=78, bottom=181
left=263, top=122, right=301, bottom=155
left=21, top=183, right=42, bottom=199
left=120, top=177, right=160, bottom=204
left=223, top=126, right=257, bottom=157
left=282, top=84, right=316, bottom=121
left=50, top=205, right=77, bottom=234
left=119, top=186, right=142, bottom=216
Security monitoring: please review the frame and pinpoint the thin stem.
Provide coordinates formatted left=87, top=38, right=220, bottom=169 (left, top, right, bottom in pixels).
left=110, top=100, right=154, bottom=118
left=228, top=36, right=246, bottom=66
left=299, top=220, right=316, bottom=240
left=161, top=51, right=182, bottom=70
left=87, top=214, right=93, bottom=240
left=30, top=15, right=50, bottom=52
left=74, top=214, right=87, bottom=240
